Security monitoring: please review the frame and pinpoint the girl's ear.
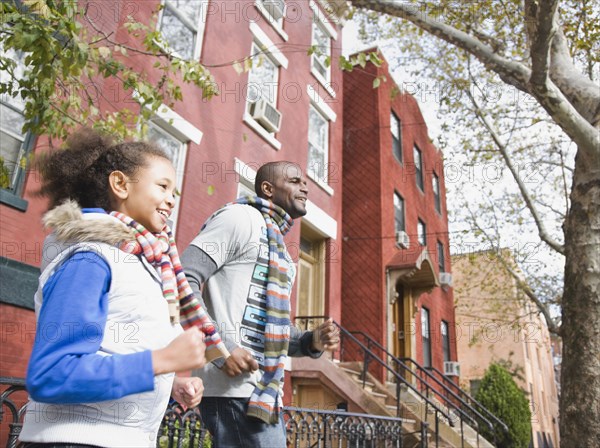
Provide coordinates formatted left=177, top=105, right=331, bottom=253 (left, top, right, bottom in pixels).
left=109, top=171, right=129, bottom=200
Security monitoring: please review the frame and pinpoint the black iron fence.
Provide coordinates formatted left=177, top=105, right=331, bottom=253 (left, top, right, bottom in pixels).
left=2, top=378, right=424, bottom=448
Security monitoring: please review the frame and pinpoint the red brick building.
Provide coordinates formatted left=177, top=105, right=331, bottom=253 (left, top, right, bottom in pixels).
left=1, top=0, right=347, bottom=388
left=1, top=2, right=462, bottom=436
left=342, top=51, right=458, bottom=384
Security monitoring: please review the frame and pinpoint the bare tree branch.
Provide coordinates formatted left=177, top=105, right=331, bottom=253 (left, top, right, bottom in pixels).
left=465, top=76, right=565, bottom=255
left=349, top=0, right=600, bottom=158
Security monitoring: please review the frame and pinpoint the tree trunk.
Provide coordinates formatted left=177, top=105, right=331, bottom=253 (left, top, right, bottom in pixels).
left=560, top=146, right=600, bottom=447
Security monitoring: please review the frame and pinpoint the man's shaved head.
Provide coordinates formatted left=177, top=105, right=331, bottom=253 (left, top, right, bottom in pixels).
left=254, top=161, right=308, bottom=219
left=255, top=161, right=297, bottom=198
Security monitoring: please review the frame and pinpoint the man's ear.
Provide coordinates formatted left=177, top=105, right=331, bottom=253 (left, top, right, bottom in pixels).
left=109, top=171, right=129, bottom=200
left=260, top=180, right=273, bottom=199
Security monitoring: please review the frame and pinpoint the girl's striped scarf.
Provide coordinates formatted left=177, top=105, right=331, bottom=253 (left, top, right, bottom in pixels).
left=110, top=211, right=229, bottom=362
left=232, top=196, right=294, bottom=423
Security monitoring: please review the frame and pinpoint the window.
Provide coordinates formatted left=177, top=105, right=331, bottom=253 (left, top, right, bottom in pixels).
left=433, top=172, right=441, bottom=213
left=147, top=121, right=188, bottom=231
left=257, top=0, right=285, bottom=27
left=246, top=43, right=280, bottom=133
left=421, top=307, right=432, bottom=368
left=441, top=320, right=450, bottom=363
left=1, top=44, right=34, bottom=207
left=307, top=105, right=329, bottom=184
left=391, top=112, right=402, bottom=163
left=394, top=192, right=405, bottom=233
left=437, top=240, right=445, bottom=272
left=311, top=20, right=331, bottom=84
left=158, top=0, right=207, bottom=60
left=418, top=219, right=426, bottom=246
left=414, top=145, right=424, bottom=191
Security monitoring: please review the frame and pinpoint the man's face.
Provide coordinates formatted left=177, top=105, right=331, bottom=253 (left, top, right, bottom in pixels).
left=270, top=164, right=308, bottom=219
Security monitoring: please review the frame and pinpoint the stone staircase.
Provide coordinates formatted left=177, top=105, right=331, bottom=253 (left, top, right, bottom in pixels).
left=338, top=362, right=495, bottom=448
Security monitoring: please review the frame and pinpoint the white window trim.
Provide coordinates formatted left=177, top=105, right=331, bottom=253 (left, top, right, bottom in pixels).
left=157, top=0, right=209, bottom=61
left=307, top=105, right=330, bottom=190
left=249, top=22, right=289, bottom=68
left=244, top=29, right=284, bottom=149
left=153, top=104, right=203, bottom=144
left=309, top=16, right=335, bottom=98
left=309, top=0, right=338, bottom=40
left=235, top=157, right=337, bottom=238
left=307, top=85, right=336, bottom=122
left=254, top=0, right=289, bottom=41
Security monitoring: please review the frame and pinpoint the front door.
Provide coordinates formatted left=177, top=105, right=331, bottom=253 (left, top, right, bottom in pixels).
left=392, top=284, right=406, bottom=359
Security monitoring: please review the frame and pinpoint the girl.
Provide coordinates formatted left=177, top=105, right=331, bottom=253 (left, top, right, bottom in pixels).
left=19, top=129, right=223, bottom=447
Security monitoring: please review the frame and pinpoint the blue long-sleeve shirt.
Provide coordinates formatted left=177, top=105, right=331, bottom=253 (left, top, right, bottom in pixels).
left=27, top=232, right=155, bottom=404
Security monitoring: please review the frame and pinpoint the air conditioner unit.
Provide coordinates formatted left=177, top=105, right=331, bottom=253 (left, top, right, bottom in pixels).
left=443, top=361, right=460, bottom=377
left=250, top=99, right=282, bottom=133
left=395, top=231, right=410, bottom=249
left=263, top=0, right=285, bottom=21
left=439, top=272, right=453, bottom=287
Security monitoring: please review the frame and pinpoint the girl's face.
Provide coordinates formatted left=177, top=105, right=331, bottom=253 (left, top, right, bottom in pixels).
left=116, top=156, right=177, bottom=233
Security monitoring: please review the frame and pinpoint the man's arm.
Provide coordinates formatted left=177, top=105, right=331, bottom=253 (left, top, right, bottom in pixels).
left=288, top=319, right=340, bottom=358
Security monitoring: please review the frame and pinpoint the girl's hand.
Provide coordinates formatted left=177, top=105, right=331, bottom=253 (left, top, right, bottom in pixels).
left=152, top=327, right=206, bottom=375
left=171, top=376, right=204, bottom=409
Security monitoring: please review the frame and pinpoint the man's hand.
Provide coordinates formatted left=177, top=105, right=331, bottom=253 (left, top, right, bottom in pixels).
left=171, top=376, right=204, bottom=409
left=222, top=347, right=259, bottom=377
left=312, top=318, right=340, bottom=352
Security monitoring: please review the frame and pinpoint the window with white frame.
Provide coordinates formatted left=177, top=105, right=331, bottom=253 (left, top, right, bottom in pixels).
left=246, top=43, right=280, bottom=133
left=147, top=121, right=188, bottom=231
left=158, top=0, right=207, bottom=60
left=1, top=44, right=34, bottom=200
left=258, top=0, right=285, bottom=27
left=307, top=105, right=329, bottom=184
left=311, top=20, right=331, bottom=83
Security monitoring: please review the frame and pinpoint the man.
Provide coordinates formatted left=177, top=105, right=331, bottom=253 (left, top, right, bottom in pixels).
left=181, top=161, right=339, bottom=447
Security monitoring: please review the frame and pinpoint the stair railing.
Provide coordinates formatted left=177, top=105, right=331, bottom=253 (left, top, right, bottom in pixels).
left=296, top=316, right=455, bottom=448
left=350, top=329, right=510, bottom=445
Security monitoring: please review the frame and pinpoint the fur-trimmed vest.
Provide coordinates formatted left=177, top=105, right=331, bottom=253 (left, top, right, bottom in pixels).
left=20, top=202, right=181, bottom=447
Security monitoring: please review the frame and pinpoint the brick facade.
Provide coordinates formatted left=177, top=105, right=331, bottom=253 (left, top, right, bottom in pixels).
left=342, top=53, right=457, bottom=383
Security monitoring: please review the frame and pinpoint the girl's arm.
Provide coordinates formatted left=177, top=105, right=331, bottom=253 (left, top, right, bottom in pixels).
left=26, top=251, right=155, bottom=403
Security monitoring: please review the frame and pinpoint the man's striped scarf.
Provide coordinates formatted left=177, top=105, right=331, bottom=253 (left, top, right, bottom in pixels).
left=110, top=211, right=229, bottom=362
left=232, top=196, right=294, bottom=423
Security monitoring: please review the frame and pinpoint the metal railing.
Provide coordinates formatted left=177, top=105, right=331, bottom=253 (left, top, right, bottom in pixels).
left=295, top=317, right=455, bottom=447
left=1, top=377, right=427, bottom=448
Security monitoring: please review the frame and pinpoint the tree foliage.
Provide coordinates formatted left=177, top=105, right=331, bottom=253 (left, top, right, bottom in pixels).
left=347, top=1, right=599, bottom=446
left=0, top=0, right=218, bottom=145
left=475, top=363, right=532, bottom=448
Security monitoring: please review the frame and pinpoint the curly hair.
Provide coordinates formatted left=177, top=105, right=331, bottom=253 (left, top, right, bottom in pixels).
left=37, top=128, right=169, bottom=210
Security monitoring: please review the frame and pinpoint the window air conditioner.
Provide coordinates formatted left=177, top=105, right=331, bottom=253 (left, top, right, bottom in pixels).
left=250, top=99, right=282, bottom=133
left=263, top=0, right=285, bottom=21
left=395, top=231, right=410, bottom=249
left=439, top=272, right=453, bottom=287
left=443, top=361, right=460, bottom=377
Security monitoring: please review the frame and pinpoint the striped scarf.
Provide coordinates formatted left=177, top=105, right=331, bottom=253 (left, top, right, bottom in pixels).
left=232, top=196, right=294, bottom=423
left=110, top=211, right=229, bottom=362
